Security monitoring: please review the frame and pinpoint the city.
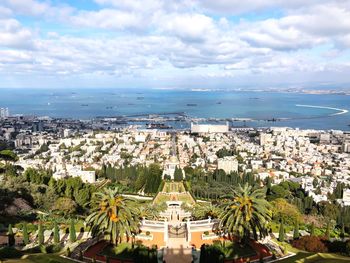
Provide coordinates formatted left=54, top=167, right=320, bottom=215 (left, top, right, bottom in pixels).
left=2, top=111, right=350, bottom=262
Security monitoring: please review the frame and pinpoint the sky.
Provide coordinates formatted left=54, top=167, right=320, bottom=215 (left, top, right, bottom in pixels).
left=1, top=0, right=350, bottom=89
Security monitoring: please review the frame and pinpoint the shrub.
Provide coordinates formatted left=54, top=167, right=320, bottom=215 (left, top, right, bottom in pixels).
left=292, top=236, right=328, bottom=253
left=0, top=247, right=23, bottom=259
left=40, top=245, right=48, bottom=254
left=45, top=244, right=62, bottom=254
left=66, top=247, right=71, bottom=257
left=23, top=246, right=42, bottom=254
left=7, top=224, right=15, bottom=247
left=204, top=231, right=209, bottom=236
left=145, top=231, right=150, bottom=236
left=346, top=240, right=350, bottom=256
left=327, top=240, right=346, bottom=253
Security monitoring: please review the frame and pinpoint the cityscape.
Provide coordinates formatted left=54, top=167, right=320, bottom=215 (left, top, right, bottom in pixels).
left=1, top=1, right=350, bottom=263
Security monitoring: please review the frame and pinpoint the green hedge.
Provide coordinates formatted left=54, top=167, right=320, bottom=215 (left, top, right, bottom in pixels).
left=0, top=247, right=23, bottom=259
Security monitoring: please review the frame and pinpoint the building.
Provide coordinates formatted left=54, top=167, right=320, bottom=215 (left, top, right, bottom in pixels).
left=217, top=156, right=238, bottom=174
left=341, top=189, right=350, bottom=206
left=259, top=133, right=273, bottom=146
left=162, top=155, right=183, bottom=180
left=0, top=108, right=9, bottom=119
left=63, top=129, right=74, bottom=138
left=53, top=165, right=96, bottom=183
left=190, top=122, right=229, bottom=134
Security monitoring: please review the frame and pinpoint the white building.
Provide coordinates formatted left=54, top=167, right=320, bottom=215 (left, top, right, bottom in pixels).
left=63, top=129, right=74, bottom=138
left=341, top=189, right=350, bottom=206
left=0, top=107, right=9, bottom=119
left=53, top=165, right=96, bottom=183
left=217, top=156, right=238, bottom=174
left=191, top=122, right=229, bottom=134
left=162, top=155, right=183, bottom=180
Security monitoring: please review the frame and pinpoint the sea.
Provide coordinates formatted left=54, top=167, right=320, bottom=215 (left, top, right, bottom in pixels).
left=1, top=88, right=350, bottom=131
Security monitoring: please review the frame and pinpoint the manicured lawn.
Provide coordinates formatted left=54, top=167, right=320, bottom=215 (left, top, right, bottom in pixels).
left=278, top=252, right=350, bottom=263
left=101, top=243, right=134, bottom=260
left=3, top=253, right=74, bottom=263
left=177, top=193, right=195, bottom=204
left=213, top=241, right=256, bottom=259
left=272, top=239, right=350, bottom=262
left=153, top=193, right=171, bottom=205
left=162, top=182, right=186, bottom=193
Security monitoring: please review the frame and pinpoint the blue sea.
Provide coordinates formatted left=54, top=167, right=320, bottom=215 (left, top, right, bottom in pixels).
left=1, top=88, right=350, bottom=131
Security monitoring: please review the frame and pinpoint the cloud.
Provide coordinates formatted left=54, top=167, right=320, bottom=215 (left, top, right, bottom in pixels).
left=197, top=0, right=326, bottom=15
left=0, top=0, right=350, bottom=88
left=158, top=13, right=216, bottom=42
left=2, top=0, right=50, bottom=16
left=70, top=9, right=144, bottom=31
left=0, top=18, right=35, bottom=49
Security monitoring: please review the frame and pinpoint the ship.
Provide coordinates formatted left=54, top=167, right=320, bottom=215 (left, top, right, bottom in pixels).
left=146, top=123, right=172, bottom=129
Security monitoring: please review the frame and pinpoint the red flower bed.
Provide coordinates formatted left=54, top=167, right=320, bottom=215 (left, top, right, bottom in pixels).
left=291, top=236, right=328, bottom=253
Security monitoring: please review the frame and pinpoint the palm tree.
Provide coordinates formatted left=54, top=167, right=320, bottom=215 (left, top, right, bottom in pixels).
left=137, top=203, right=162, bottom=220
left=192, top=203, right=222, bottom=220
left=219, top=183, right=272, bottom=243
left=85, top=187, right=139, bottom=245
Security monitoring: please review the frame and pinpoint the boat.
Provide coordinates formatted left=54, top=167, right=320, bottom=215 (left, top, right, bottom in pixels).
left=216, top=102, right=222, bottom=104
left=187, top=103, right=197, bottom=107
left=81, top=104, right=89, bottom=106
left=146, top=123, right=172, bottom=129
left=137, top=97, right=144, bottom=100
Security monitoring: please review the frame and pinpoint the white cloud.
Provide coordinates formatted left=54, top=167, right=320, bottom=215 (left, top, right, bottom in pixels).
left=2, top=0, right=50, bottom=16
left=71, top=9, right=144, bottom=30
left=158, top=13, right=216, bottom=42
left=0, top=0, right=350, bottom=87
left=0, top=18, right=35, bottom=49
left=197, top=0, right=327, bottom=15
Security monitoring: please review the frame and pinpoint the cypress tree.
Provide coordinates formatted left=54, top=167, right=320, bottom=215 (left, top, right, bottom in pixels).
left=310, top=222, right=315, bottom=236
left=174, top=166, right=183, bottom=182
left=23, top=223, right=29, bottom=245
left=293, top=221, right=299, bottom=240
left=38, top=223, right=44, bottom=245
left=325, top=222, right=330, bottom=240
left=69, top=218, right=76, bottom=243
left=54, top=221, right=60, bottom=244
left=278, top=220, right=285, bottom=242
left=340, top=223, right=345, bottom=239
left=8, top=224, right=15, bottom=247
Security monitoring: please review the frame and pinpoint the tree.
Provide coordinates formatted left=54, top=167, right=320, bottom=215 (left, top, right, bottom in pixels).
left=8, top=224, right=15, bottom=247
left=310, top=222, right=315, bottom=236
left=53, top=197, right=77, bottom=216
left=174, top=166, right=183, bottom=182
left=192, top=203, right=222, bottom=220
left=279, top=220, right=285, bottom=242
left=340, top=223, right=345, bottom=239
left=325, top=222, right=330, bottom=240
left=54, top=221, right=60, bottom=244
left=23, top=223, right=29, bottom=245
left=0, top=150, right=18, bottom=163
left=137, top=203, right=162, bottom=220
left=293, top=221, right=300, bottom=240
left=69, top=219, right=76, bottom=243
left=86, top=187, right=139, bottom=245
left=272, top=198, right=302, bottom=226
left=219, top=183, right=272, bottom=243
left=38, top=223, right=44, bottom=245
